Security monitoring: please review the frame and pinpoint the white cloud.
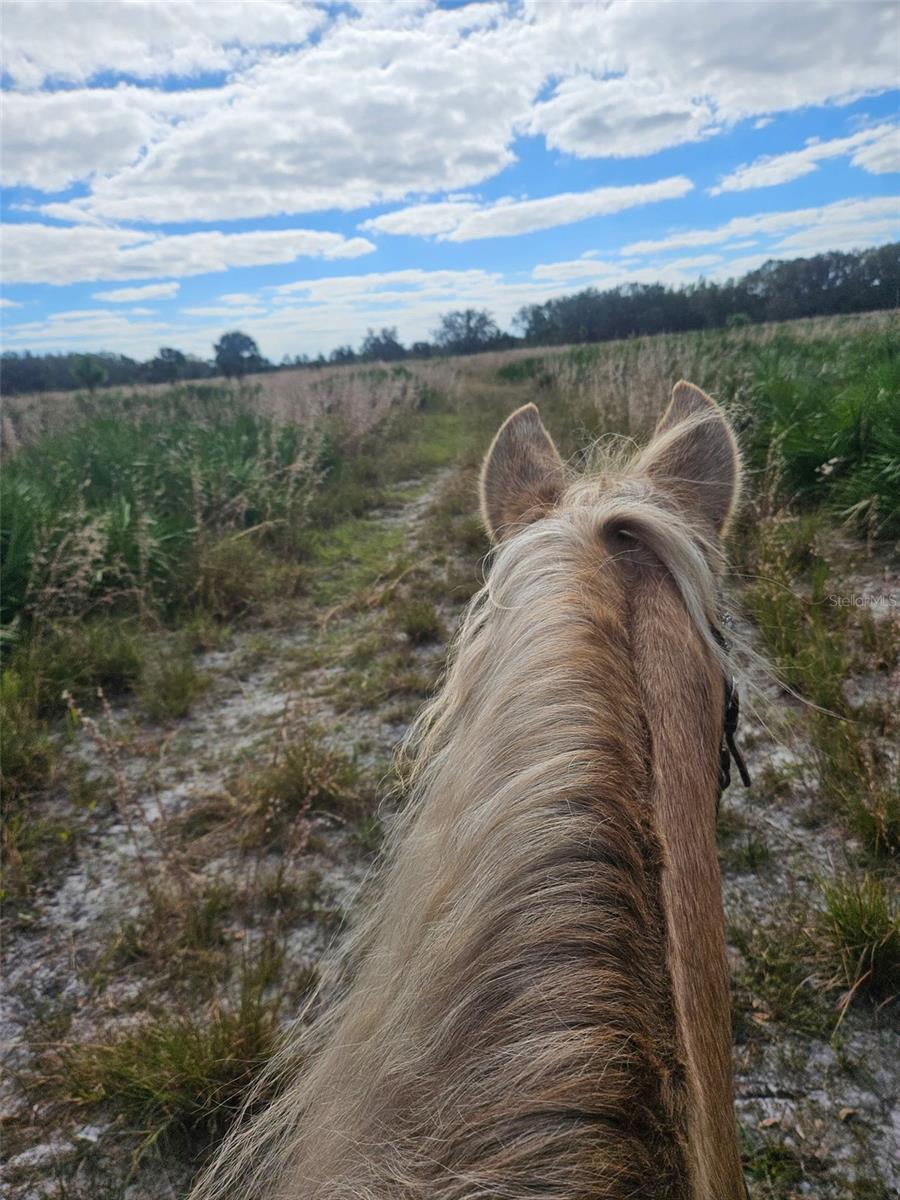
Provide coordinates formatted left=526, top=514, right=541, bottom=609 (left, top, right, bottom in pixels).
left=710, top=124, right=900, bottom=195
left=1, top=298, right=22, bottom=308
left=93, top=281, right=181, bottom=303
left=0, top=1, right=323, bottom=88
left=621, top=197, right=900, bottom=256
left=528, top=1, right=898, bottom=159
left=362, top=199, right=480, bottom=238
left=1, top=87, right=219, bottom=193
left=851, top=126, right=900, bottom=175
left=529, top=74, right=717, bottom=159
left=29, top=8, right=538, bottom=225
left=3, top=224, right=375, bottom=286
left=362, top=177, right=694, bottom=241
left=4, top=1, right=895, bottom=225
left=181, top=305, right=268, bottom=318
left=218, top=293, right=264, bottom=306
left=2, top=309, right=171, bottom=357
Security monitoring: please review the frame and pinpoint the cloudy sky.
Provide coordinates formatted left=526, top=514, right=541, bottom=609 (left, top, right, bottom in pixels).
left=1, top=0, right=898, bottom=362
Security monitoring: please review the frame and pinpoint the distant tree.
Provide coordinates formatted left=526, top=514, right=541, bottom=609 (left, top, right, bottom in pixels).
left=71, top=354, right=108, bottom=394
left=359, top=327, right=406, bottom=362
left=214, top=330, right=265, bottom=378
left=147, top=346, right=186, bottom=383
left=432, top=308, right=502, bottom=355
left=329, top=345, right=357, bottom=364
left=409, top=341, right=433, bottom=359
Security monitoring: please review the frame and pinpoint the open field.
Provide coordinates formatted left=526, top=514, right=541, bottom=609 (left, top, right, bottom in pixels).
left=2, top=311, right=898, bottom=1198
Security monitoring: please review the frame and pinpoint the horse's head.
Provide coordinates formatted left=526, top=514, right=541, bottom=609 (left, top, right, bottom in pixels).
left=479, top=380, right=744, bottom=801
left=481, top=378, right=739, bottom=558
left=479, top=381, right=748, bottom=1198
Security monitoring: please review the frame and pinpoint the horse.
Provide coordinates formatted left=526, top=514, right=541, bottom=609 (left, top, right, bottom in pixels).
left=191, top=381, right=748, bottom=1200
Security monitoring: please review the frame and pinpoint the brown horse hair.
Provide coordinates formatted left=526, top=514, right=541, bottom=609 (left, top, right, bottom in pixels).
left=190, top=382, right=746, bottom=1199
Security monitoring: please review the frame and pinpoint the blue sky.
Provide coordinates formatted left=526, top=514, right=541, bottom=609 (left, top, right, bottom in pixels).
left=1, top=0, right=898, bottom=362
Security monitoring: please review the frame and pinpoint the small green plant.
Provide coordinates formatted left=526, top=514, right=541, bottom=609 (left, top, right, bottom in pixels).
left=59, top=973, right=281, bottom=1155
left=730, top=909, right=828, bottom=1040
left=394, top=598, right=444, bottom=644
left=816, top=872, right=899, bottom=1009
left=237, top=728, right=363, bottom=848
left=138, top=646, right=209, bottom=721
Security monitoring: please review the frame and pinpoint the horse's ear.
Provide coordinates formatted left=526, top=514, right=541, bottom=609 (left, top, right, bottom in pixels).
left=636, top=381, right=741, bottom=535
left=480, top=404, right=565, bottom=543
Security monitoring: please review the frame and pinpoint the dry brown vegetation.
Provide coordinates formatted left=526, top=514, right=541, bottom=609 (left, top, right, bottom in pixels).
left=1, top=312, right=897, bottom=1199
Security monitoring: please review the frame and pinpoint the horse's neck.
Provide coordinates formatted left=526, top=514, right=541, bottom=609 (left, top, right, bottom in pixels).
left=282, top=547, right=692, bottom=1196
left=630, top=572, right=744, bottom=1199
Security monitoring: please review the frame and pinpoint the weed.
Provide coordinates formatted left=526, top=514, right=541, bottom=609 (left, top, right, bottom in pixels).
left=236, top=727, right=364, bottom=849
left=194, top=534, right=304, bottom=620
left=59, top=972, right=282, bottom=1156
left=742, top=1134, right=805, bottom=1192
left=729, top=908, right=829, bottom=1040
left=137, top=644, right=209, bottom=721
left=739, top=517, right=849, bottom=712
left=251, top=865, right=324, bottom=922
left=811, top=715, right=900, bottom=857
left=99, top=879, right=235, bottom=993
left=815, top=872, right=899, bottom=1010
left=394, top=598, right=444, bottom=644
left=0, top=665, right=55, bottom=805
left=8, top=617, right=146, bottom=717
left=719, top=823, right=771, bottom=874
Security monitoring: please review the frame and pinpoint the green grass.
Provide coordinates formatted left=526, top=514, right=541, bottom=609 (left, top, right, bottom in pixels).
left=302, top=517, right=406, bottom=606
left=1, top=386, right=321, bottom=629
left=730, top=908, right=830, bottom=1041
left=7, top=617, right=146, bottom=716
left=137, top=644, right=210, bottom=721
left=816, top=872, right=900, bottom=1007
left=235, top=727, right=365, bottom=849
left=59, top=975, right=282, bottom=1156
left=393, top=598, right=444, bottom=644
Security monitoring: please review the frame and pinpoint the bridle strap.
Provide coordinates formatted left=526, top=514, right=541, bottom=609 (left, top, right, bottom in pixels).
left=711, top=623, right=751, bottom=799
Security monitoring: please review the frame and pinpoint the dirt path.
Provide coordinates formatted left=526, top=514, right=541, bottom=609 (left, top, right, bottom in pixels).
left=2, top=464, right=897, bottom=1200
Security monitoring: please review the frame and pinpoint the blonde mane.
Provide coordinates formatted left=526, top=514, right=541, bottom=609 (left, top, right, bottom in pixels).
left=191, top=392, right=745, bottom=1200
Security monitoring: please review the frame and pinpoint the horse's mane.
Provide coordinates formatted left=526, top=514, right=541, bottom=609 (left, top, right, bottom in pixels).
left=190, top=451, right=728, bottom=1200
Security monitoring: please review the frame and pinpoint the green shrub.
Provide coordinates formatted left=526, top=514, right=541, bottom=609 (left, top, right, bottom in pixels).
left=0, top=667, right=54, bottom=804
left=138, top=648, right=209, bottom=721
left=60, top=978, right=281, bottom=1153
left=817, top=872, right=900, bottom=1005
left=394, top=598, right=444, bottom=644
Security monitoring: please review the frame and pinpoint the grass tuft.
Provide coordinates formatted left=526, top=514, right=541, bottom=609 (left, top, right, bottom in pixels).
left=236, top=728, right=364, bottom=849
left=59, top=976, right=281, bottom=1155
left=137, top=644, right=210, bottom=721
left=816, top=872, right=900, bottom=1009
left=393, top=598, right=444, bottom=644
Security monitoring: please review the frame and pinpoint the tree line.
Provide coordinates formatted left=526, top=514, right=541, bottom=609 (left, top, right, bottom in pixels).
left=2, top=243, right=896, bottom=395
